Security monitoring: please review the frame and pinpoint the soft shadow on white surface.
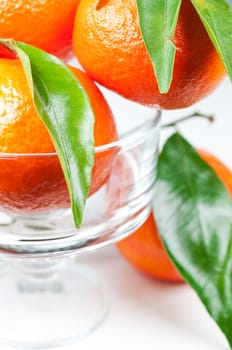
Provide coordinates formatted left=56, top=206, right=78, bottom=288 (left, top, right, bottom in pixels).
left=73, top=77, right=232, bottom=349
left=76, top=246, right=228, bottom=350
left=0, top=75, right=231, bottom=350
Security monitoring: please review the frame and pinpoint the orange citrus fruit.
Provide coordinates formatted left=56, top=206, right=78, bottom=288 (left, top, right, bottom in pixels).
left=200, top=150, right=232, bottom=195
left=0, top=0, right=80, bottom=59
left=0, top=59, right=117, bottom=213
left=116, top=151, right=232, bottom=282
left=73, top=0, right=225, bottom=109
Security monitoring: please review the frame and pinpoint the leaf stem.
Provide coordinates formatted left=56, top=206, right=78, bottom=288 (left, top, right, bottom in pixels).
left=0, top=38, right=17, bottom=55
left=162, top=111, right=215, bottom=129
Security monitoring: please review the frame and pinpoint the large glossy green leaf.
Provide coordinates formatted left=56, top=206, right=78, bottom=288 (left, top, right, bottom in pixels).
left=191, top=0, right=232, bottom=82
left=136, top=0, right=182, bottom=93
left=153, top=132, right=232, bottom=347
left=0, top=39, right=95, bottom=228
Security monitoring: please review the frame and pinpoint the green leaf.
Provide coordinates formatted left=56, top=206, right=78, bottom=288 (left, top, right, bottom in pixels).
left=136, top=0, right=182, bottom=93
left=153, top=132, right=232, bottom=348
left=0, top=39, right=95, bottom=228
left=191, top=0, right=232, bottom=83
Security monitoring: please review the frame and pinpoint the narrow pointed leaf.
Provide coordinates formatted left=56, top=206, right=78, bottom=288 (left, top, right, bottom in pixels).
left=191, top=0, right=232, bottom=82
left=0, top=39, right=95, bottom=228
left=153, top=132, right=232, bottom=347
left=136, top=0, right=182, bottom=93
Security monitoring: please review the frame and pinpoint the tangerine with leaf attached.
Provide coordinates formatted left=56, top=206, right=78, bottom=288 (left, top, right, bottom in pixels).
left=73, top=0, right=225, bottom=109
left=116, top=151, right=232, bottom=282
left=0, top=59, right=117, bottom=213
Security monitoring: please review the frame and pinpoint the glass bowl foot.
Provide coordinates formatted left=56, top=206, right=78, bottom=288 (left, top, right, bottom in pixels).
left=0, top=260, right=109, bottom=349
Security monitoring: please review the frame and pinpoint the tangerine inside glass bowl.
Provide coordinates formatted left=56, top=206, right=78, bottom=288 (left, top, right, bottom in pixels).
left=0, top=109, right=161, bottom=349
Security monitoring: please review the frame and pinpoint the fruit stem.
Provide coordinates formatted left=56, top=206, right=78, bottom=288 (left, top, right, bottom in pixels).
left=162, top=111, right=215, bottom=129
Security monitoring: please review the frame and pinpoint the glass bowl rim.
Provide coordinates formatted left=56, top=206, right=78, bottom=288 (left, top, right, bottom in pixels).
left=0, top=110, right=161, bottom=158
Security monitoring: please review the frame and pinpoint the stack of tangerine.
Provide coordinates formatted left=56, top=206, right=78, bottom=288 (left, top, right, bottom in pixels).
left=0, top=0, right=231, bottom=282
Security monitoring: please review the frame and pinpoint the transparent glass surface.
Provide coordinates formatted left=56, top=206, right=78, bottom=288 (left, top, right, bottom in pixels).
left=0, top=110, right=161, bottom=348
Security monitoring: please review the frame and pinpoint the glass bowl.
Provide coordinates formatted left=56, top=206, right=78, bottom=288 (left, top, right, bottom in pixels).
left=0, top=109, right=161, bottom=348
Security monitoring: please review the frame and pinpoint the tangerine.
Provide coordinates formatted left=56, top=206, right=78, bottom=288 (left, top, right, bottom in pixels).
left=73, top=0, right=225, bottom=109
left=116, top=151, right=232, bottom=282
left=0, top=0, right=80, bottom=59
left=0, top=59, right=117, bottom=213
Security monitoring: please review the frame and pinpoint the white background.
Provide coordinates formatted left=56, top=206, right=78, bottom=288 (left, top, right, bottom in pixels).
left=11, top=1, right=232, bottom=348
left=66, top=4, right=232, bottom=349
left=1, top=77, right=231, bottom=350
left=1, top=4, right=232, bottom=343
left=76, top=78, right=232, bottom=350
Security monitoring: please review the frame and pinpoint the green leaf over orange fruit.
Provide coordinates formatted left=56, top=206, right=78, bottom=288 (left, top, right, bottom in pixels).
left=0, top=39, right=95, bottom=228
left=154, top=132, right=232, bottom=348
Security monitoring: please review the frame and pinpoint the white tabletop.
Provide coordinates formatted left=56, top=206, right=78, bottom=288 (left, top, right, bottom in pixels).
left=1, top=78, right=232, bottom=350
left=70, top=78, right=232, bottom=350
